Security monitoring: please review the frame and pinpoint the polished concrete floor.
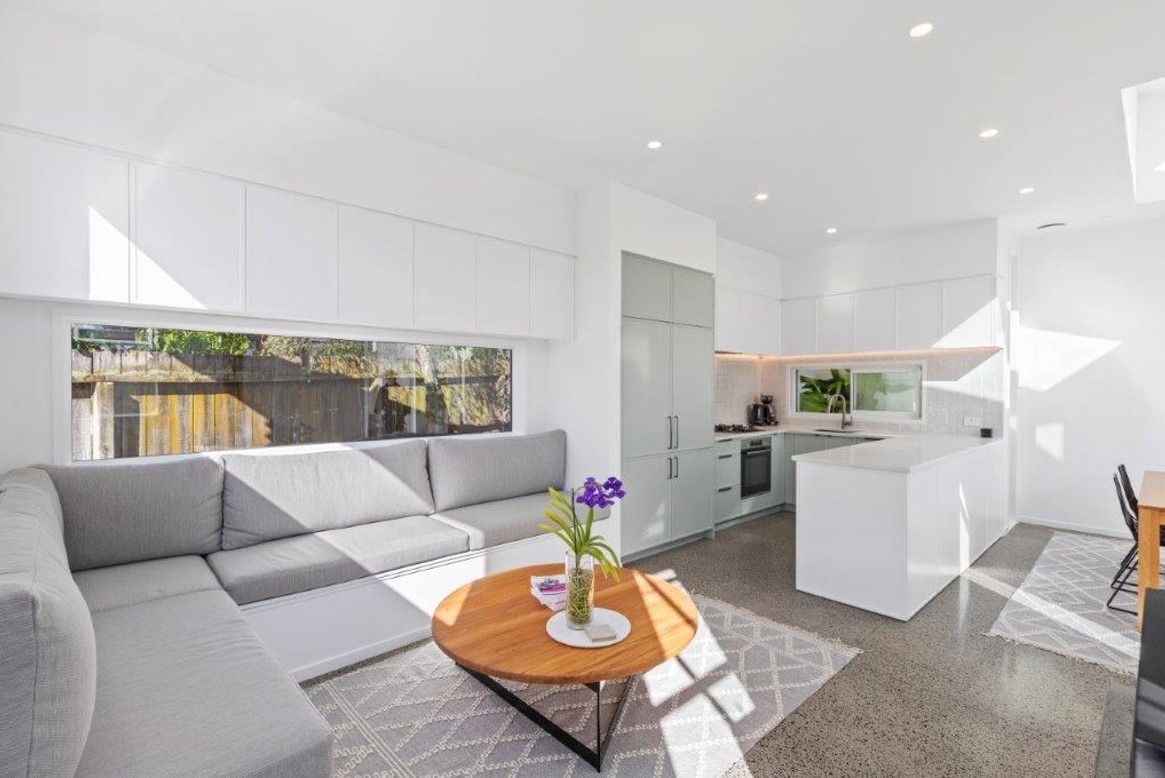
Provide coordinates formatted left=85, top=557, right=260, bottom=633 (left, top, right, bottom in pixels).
left=630, top=512, right=1132, bottom=777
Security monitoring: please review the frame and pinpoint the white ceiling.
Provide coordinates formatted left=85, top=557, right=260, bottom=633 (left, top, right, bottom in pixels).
left=20, top=0, right=1165, bottom=256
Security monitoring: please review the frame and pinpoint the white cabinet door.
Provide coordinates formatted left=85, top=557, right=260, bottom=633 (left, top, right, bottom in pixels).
left=622, top=254, right=672, bottom=322
left=714, top=483, right=742, bottom=523
left=853, top=288, right=897, bottom=352
left=770, top=433, right=786, bottom=505
left=761, top=295, right=782, bottom=355
left=672, top=267, right=714, bottom=328
left=781, top=298, right=817, bottom=355
left=247, top=187, right=338, bottom=321
left=0, top=130, right=129, bottom=302
left=620, top=454, right=672, bottom=555
left=530, top=248, right=574, bottom=340
left=672, top=324, right=714, bottom=451
left=895, top=282, right=942, bottom=350
left=671, top=448, right=714, bottom=540
left=816, top=293, right=854, bottom=354
left=337, top=206, right=414, bottom=328
left=740, top=291, right=782, bottom=355
left=940, top=275, right=996, bottom=348
left=132, top=163, right=244, bottom=311
left=414, top=223, right=477, bottom=332
left=715, top=285, right=744, bottom=352
left=476, top=237, right=530, bottom=336
left=621, top=317, right=672, bottom=458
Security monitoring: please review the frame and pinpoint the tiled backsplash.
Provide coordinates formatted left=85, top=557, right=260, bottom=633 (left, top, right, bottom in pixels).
left=716, top=349, right=1006, bottom=436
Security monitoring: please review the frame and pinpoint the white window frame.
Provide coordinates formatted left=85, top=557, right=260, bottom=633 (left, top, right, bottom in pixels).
left=787, top=361, right=925, bottom=424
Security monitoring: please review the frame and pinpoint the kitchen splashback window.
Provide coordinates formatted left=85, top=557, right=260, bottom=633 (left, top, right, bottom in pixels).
left=70, top=323, right=512, bottom=461
left=794, top=364, right=922, bottom=419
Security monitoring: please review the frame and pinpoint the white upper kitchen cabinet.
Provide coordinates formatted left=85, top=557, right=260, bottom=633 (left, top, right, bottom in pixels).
left=133, top=163, right=244, bottom=312
left=895, top=281, right=942, bottom=350
left=0, top=130, right=129, bottom=303
left=853, top=288, right=897, bottom=352
left=530, top=248, right=575, bottom=340
left=741, top=291, right=781, bottom=355
left=715, top=285, right=745, bottom=352
left=816, top=293, right=854, bottom=354
left=414, top=223, right=477, bottom=333
left=780, top=297, right=817, bottom=355
left=671, top=267, right=715, bottom=328
left=338, top=206, right=414, bottom=329
left=247, top=187, right=338, bottom=321
left=476, top=237, right=530, bottom=336
left=940, top=275, right=997, bottom=348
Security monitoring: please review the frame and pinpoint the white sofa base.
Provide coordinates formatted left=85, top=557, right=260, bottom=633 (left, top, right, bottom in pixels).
left=240, top=521, right=612, bottom=681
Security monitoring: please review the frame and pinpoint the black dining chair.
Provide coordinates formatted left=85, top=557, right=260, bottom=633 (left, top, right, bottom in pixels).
left=1108, top=466, right=1165, bottom=614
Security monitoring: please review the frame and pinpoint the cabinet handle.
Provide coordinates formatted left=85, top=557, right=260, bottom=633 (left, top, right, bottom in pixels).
left=674, top=456, right=680, bottom=478
left=717, top=486, right=733, bottom=493
left=666, top=457, right=673, bottom=480
left=673, top=416, right=680, bottom=449
left=666, top=416, right=673, bottom=450
left=717, top=454, right=733, bottom=460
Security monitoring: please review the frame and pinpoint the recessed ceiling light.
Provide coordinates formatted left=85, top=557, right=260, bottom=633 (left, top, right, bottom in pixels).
left=978, top=127, right=1000, bottom=139
left=909, top=22, right=934, bottom=38
left=646, top=140, right=663, bottom=150
left=1019, top=186, right=1035, bottom=195
left=754, top=192, right=769, bottom=201
left=826, top=227, right=838, bottom=235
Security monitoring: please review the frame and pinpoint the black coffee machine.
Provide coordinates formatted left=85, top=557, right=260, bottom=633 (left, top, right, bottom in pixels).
left=749, top=394, right=777, bottom=426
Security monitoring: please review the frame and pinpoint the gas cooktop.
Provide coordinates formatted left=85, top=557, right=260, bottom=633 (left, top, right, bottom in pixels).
left=714, top=424, right=760, bottom=433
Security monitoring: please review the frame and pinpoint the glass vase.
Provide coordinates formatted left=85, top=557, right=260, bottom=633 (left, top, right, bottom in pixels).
left=565, top=553, right=595, bottom=629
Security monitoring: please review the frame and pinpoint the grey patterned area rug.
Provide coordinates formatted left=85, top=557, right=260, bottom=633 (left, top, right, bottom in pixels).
left=305, top=594, right=858, bottom=777
left=987, top=532, right=1140, bottom=675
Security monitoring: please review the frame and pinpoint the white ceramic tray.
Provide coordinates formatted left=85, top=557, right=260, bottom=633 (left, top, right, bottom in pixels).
left=545, top=608, right=631, bottom=649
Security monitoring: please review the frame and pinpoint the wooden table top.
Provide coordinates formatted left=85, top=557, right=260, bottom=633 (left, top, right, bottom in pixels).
left=430, top=564, right=699, bottom=686
left=1141, top=471, right=1165, bottom=511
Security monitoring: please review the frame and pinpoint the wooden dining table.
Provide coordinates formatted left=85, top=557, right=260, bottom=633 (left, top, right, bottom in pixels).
left=1137, top=471, right=1165, bottom=629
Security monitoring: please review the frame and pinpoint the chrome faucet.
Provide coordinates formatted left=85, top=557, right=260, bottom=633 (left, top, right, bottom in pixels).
left=826, top=393, right=852, bottom=429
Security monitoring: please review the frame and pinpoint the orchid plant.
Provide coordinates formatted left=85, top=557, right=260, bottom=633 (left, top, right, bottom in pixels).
left=540, top=476, right=625, bottom=579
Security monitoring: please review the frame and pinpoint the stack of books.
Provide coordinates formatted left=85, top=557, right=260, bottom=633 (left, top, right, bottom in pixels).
left=530, top=574, right=567, bottom=611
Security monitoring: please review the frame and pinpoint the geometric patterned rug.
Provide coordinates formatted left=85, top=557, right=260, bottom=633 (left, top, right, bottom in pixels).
left=304, top=593, right=858, bottom=776
left=987, top=532, right=1140, bottom=675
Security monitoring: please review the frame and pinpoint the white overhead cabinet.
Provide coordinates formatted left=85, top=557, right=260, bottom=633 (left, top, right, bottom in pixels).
left=714, top=285, right=744, bottom=352
left=476, top=237, right=530, bottom=336
left=413, top=223, right=477, bottom=333
left=895, top=281, right=942, bottom=350
left=0, top=129, right=129, bottom=303
left=530, top=249, right=574, bottom=340
left=781, top=297, right=817, bottom=355
left=337, top=206, right=414, bottom=329
left=816, top=293, right=854, bottom=354
left=940, top=275, right=997, bottom=348
left=133, top=163, right=244, bottom=312
left=853, top=288, right=897, bottom=352
left=714, top=284, right=780, bottom=355
left=246, top=187, right=338, bottom=321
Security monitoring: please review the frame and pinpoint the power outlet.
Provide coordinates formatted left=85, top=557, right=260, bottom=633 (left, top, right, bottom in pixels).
left=963, top=416, right=982, bottom=428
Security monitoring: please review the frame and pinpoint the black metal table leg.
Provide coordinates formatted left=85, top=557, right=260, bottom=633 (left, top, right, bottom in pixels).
left=458, top=665, right=633, bottom=772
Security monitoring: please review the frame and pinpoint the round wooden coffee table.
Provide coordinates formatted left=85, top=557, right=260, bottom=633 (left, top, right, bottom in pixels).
left=431, top=564, right=699, bottom=770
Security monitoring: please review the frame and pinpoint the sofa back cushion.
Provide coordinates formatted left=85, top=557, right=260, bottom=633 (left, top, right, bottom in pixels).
left=42, top=456, right=224, bottom=571
left=221, top=439, right=434, bottom=550
left=0, top=469, right=97, bottom=777
left=428, top=430, right=566, bottom=511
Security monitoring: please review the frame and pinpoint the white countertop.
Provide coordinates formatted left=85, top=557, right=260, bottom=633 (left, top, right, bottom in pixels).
left=713, top=424, right=913, bottom=442
left=791, top=433, right=1001, bottom=473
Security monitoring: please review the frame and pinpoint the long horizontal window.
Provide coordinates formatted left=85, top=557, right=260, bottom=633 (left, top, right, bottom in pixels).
left=794, top=364, right=922, bottom=418
left=71, top=324, right=512, bottom=461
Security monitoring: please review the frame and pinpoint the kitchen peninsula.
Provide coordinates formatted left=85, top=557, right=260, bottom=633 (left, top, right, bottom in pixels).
left=793, top=434, right=1007, bottom=620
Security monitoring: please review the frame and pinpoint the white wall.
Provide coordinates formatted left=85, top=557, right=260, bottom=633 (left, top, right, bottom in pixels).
left=716, top=237, right=782, bottom=298
left=1013, top=217, right=1165, bottom=536
left=783, top=220, right=1000, bottom=298
left=609, top=183, right=717, bottom=274
left=0, top=0, right=574, bottom=254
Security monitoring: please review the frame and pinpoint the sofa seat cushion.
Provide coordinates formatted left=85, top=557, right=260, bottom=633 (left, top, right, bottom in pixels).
left=0, top=469, right=96, bottom=778
left=207, top=515, right=470, bottom=605
left=428, top=430, right=566, bottom=511
left=73, top=556, right=222, bottom=613
left=431, top=492, right=556, bottom=550
left=221, top=439, right=435, bottom=550
left=75, top=589, right=332, bottom=778
left=42, top=456, right=224, bottom=571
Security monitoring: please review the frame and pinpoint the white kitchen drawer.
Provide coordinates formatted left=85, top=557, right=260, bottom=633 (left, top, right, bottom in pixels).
left=714, top=484, right=742, bottom=523
left=715, top=447, right=740, bottom=488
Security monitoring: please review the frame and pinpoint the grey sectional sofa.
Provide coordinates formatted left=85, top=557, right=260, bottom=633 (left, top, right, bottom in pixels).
left=0, top=429, right=567, bottom=778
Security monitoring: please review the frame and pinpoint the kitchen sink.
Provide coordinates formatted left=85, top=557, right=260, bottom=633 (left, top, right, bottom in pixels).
left=814, top=428, right=863, bottom=434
